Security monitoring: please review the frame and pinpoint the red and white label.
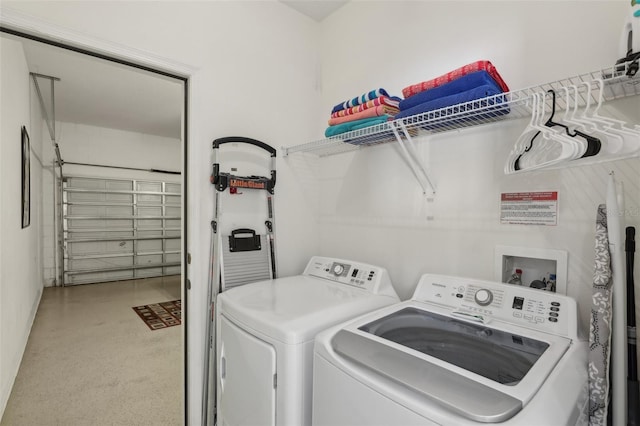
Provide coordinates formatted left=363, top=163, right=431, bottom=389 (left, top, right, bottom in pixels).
left=500, top=191, right=558, bottom=226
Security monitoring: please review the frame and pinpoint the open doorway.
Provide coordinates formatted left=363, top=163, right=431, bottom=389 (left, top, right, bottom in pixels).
left=0, top=28, right=189, bottom=425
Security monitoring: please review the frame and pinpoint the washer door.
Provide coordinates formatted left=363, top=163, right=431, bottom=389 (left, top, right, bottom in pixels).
left=219, top=315, right=276, bottom=426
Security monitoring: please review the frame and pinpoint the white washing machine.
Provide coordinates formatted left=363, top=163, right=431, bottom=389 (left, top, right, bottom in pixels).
left=215, top=256, right=399, bottom=426
left=312, top=274, right=588, bottom=426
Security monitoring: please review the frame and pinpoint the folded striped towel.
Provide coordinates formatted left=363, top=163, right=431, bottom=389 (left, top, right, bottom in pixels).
left=328, top=105, right=399, bottom=126
left=331, top=88, right=391, bottom=113
left=331, top=96, right=402, bottom=118
left=402, top=60, right=509, bottom=99
left=399, top=70, right=504, bottom=111
left=325, top=115, right=392, bottom=138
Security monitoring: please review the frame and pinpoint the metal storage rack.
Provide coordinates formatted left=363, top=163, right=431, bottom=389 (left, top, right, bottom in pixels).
left=283, top=62, right=640, bottom=193
left=62, top=176, right=181, bottom=285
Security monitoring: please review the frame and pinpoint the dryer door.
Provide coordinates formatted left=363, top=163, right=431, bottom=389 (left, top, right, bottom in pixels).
left=219, top=315, right=276, bottom=426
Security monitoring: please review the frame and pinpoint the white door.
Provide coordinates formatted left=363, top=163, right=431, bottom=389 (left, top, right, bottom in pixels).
left=219, top=315, right=276, bottom=426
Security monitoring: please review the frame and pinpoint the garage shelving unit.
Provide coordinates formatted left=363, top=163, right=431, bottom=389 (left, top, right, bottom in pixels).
left=62, top=176, right=181, bottom=285
left=282, top=61, right=640, bottom=194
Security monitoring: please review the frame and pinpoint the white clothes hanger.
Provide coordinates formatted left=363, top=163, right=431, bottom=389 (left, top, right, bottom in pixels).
left=504, top=73, right=639, bottom=175
left=516, top=91, right=584, bottom=171
left=588, top=79, right=640, bottom=144
left=577, top=80, right=640, bottom=160
left=562, top=85, right=624, bottom=156
left=505, top=92, right=542, bottom=174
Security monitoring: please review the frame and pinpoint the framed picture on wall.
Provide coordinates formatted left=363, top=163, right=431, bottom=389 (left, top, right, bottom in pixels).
left=21, top=126, right=30, bottom=229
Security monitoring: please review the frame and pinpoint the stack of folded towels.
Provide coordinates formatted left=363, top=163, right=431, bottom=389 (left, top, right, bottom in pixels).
left=325, top=88, right=403, bottom=137
left=396, top=60, right=510, bottom=121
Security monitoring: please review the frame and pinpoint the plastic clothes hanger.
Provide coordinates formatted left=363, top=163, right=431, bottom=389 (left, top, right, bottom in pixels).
left=509, top=92, right=561, bottom=171
left=508, top=92, right=567, bottom=172
left=505, top=92, right=542, bottom=173
left=565, top=84, right=607, bottom=138
left=561, top=85, right=624, bottom=156
left=516, top=92, right=558, bottom=169
left=571, top=81, right=639, bottom=160
left=586, top=79, right=640, bottom=155
left=517, top=91, right=583, bottom=171
left=518, top=91, right=585, bottom=171
left=528, top=89, right=600, bottom=159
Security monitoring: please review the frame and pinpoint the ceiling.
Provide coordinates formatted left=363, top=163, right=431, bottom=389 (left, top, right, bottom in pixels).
left=10, top=34, right=184, bottom=140
left=279, top=0, right=348, bottom=22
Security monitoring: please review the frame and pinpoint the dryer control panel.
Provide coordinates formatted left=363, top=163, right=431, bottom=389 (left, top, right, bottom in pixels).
left=303, top=256, right=398, bottom=299
left=413, top=274, right=578, bottom=339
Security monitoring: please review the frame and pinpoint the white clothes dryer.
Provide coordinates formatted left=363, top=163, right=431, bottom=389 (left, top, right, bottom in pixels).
left=312, top=274, right=588, bottom=426
left=215, top=256, right=399, bottom=426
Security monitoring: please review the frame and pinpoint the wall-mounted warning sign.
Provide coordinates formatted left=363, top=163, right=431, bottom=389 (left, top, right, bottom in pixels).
left=500, top=191, right=558, bottom=226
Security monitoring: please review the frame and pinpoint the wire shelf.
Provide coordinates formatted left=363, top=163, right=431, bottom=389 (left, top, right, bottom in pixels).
left=282, top=61, right=640, bottom=158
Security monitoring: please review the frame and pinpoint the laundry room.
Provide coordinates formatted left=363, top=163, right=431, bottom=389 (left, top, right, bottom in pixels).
left=1, top=1, right=639, bottom=426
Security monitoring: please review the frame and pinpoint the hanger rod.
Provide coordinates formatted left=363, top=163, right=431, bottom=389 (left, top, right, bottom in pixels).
left=29, top=72, right=61, bottom=81
left=63, top=161, right=181, bottom=175
left=30, top=73, right=56, bottom=141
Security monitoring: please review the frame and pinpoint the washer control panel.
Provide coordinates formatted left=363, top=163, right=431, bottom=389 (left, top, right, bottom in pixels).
left=414, top=274, right=578, bottom=339
left=303, top=256, right=397, bottom=298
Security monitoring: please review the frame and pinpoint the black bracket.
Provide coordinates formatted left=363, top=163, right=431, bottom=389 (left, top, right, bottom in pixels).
left=228, top=228, right=261, bottom=252
left=615, top=52, right=640, bottom=77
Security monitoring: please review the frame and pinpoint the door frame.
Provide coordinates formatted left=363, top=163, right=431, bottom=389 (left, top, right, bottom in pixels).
left=0, top=9, right=194, bottom=424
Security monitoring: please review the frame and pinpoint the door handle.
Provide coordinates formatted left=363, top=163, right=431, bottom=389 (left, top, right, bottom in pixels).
left=219, top=343, right=226, bottom=392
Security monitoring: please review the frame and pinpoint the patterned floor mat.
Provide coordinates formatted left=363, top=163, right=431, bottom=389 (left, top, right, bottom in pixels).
left=132, top=300, right=181, bottom=330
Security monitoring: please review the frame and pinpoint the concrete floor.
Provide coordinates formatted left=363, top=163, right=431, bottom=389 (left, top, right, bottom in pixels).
left=1, top=276, right=183, bottom=426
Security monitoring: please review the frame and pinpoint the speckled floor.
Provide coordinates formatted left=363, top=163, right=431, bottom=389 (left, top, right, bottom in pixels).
left=1, top=276, right=183, bottom=426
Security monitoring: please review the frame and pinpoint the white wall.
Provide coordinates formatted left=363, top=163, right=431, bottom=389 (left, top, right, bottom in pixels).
left=40, top=121, right=182, bottom=286
left=0, top=37, right=45, bottom=418
left=0, top=2, right=321, bottom=424
left=316, top=1, right=640, bottom=331
left=53, top=122, right=182, bottom=173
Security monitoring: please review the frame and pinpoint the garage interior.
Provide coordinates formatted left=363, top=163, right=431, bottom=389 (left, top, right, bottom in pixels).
left=0, top=31, right=186, bottom=425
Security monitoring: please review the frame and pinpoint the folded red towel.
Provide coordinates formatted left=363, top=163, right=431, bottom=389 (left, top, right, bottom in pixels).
left=402, top=60, right=509, bottom=99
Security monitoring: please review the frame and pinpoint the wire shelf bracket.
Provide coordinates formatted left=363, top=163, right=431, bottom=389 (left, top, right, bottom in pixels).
left=389, top=121, right=436, bottom=195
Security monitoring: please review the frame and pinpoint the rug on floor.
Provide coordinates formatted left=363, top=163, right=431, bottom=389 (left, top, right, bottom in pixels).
left=132, top=300, right=181, bottom=330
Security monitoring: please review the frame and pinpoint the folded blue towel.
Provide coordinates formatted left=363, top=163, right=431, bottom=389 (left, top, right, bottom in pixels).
left=395, top=84, right=505, bottom=120
left=399, top=70, right=503, bottom=111
left=324, top=115, right=391, bottom=138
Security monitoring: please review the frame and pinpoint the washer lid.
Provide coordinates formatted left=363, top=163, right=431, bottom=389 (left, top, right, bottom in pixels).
left=359, top=307, right=549, bottom=386
left=330, top=301, right=572, bottom=423
left=218, top=275, right=398, bottom=344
